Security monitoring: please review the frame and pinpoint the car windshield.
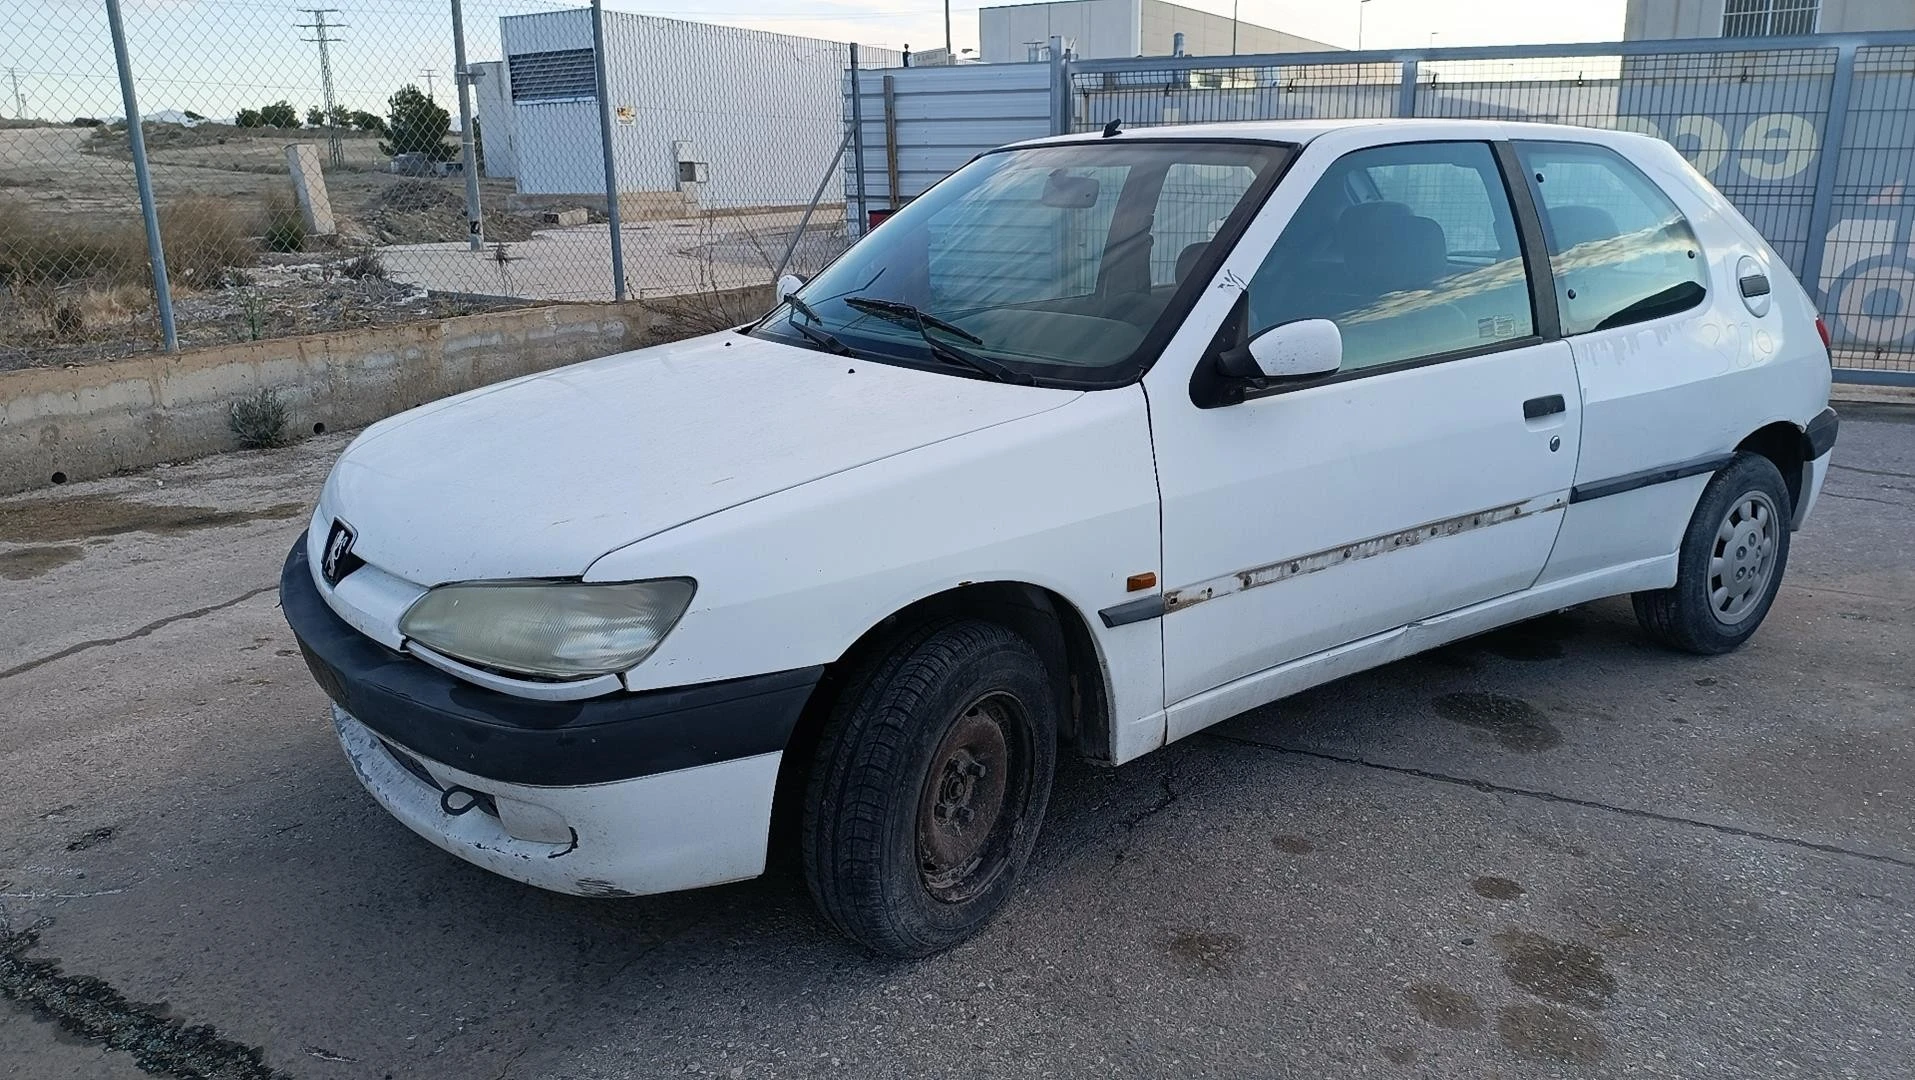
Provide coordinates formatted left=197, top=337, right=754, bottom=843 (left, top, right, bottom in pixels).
left=751, top=140, right=1292, bottom=387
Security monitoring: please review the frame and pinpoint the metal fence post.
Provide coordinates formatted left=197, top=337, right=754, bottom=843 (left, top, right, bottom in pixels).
left=1049, top=34, right=1071, bottom=134
left=850, top=43, right=868, bottom=238
left=1798, top=42, right=1857, bottom=310
left=104, top=0, right=177, bottom=353
left=774, top=131, right=851, bottom=283
left=1395, top=58, right=1419, bottom=118
left=450, top=0, right=483, bottom=251
left=590, top=0, right=626, bottom=300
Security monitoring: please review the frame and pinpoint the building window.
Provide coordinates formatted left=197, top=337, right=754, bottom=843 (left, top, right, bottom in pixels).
left=508, top=48, right=597, bottom=102
left=1722, top=0, right=1818, bottom=37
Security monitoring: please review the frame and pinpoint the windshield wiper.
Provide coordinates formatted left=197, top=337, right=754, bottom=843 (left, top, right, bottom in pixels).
left=842, top=297, right=1034, bottom=385
left=845, top=296, right=987, bottom=345
left=783, top=294, right=853, bottom=356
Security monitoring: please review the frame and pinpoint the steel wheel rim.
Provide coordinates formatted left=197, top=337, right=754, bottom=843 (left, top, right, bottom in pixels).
left=916, top=691, right=1030, bottom=904
left=1708, top=489, right=1779, bottom=625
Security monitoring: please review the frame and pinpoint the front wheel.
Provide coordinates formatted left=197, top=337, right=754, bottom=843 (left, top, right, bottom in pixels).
left=1632, top=452, right=1792, bottom=655
left=801, top=619, right=1058, bottom=958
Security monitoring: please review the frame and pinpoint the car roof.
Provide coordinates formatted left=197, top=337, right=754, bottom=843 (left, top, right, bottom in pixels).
left=1008, top=117, right=1662, bottom=151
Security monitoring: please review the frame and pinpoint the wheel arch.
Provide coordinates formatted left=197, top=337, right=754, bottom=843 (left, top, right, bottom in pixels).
left=1736, top=419, right=1807, bottom=512
left=766, top=581, right=1113, bottom=859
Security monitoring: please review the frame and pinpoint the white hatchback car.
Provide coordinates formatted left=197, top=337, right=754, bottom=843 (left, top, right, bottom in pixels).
left=284, top=119, right=1837, bottom=956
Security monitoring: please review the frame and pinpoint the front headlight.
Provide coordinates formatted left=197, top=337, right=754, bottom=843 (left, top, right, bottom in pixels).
left=398, top=578, right=695, bottom=680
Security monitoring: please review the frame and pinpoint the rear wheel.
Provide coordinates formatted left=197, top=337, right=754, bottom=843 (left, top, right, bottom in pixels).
left=1632, top=453, right=1792, bottom=655
left=801, top=619, right=1057, bottom=958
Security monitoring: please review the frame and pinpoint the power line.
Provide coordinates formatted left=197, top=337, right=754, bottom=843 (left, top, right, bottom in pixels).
left=419, top=66, right=437, bottom=99
left=296, top=7, right=346, bottom=167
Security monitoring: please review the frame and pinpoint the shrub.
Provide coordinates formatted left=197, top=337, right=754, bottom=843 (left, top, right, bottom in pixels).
left=341, top=249, right=386, bottom=280
left=71, top=117, right=104, bottom=128
left=258, top=100, right=300, bottom=129
left=0, top=200, right=143, bottom=289
left=235, top=108, right=263, bottom=128
left=260, top=193, right=304, bottom=254
left=228, top=388, right=289, bottom=449
left=159, top=196, right=256, bottom=284
left=380, top=85, right=456, bottom=161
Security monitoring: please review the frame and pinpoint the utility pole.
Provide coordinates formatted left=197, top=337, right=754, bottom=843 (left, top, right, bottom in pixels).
left=7, top=68, right=24, bottom=119
left=1356, top=0, right=1372, bottom=50
left=943, top=0, right=951, bottom=58
left=1231, top=0, right=1239, bottom=55
left=420, top=67, right=439, bottom=99
left=449, top=0, right=483, bottom=250
left=296, top=8, right=345, bottom=168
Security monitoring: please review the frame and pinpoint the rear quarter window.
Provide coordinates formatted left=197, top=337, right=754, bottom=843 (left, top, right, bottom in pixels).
left=1516, top=141, right=1708, bottom=335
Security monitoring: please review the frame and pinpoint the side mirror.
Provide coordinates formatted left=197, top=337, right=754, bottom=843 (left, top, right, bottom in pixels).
left=1219, top=318, right=1342, bottom=381
left=775, top=274, right=804, bottom=303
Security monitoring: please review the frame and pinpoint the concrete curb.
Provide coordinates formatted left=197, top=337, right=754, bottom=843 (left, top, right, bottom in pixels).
left=1, top=290, right=768, bottom=495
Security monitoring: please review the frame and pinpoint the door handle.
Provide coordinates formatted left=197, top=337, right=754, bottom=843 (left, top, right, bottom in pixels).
left=1523, top=394, right=1566, bottom=420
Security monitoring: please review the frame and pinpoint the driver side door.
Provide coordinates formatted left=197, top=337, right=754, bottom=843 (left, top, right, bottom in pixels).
left=1142, top=137, right=1582, bottom=739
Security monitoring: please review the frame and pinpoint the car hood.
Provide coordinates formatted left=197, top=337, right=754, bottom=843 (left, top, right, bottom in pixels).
left=320, top=331, right=1083, bottom=584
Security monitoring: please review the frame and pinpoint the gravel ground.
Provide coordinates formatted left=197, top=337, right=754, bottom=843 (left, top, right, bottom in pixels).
left=0, top=403, right=1909, bottom=1080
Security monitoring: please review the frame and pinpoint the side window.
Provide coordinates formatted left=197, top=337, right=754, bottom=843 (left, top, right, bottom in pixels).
left=1244, top=141, right=1535, bottom=374
left=1150, top=163, right=1260, bottom=287
left=1515, top=141, right=1708, bottom=335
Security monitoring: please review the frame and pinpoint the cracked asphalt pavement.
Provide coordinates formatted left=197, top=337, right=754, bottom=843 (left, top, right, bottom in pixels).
left=1, top=403, right=1911, bottom=1079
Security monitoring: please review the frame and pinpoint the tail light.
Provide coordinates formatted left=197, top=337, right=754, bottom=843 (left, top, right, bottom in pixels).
left=1815, top=316, right=1832, bottom=354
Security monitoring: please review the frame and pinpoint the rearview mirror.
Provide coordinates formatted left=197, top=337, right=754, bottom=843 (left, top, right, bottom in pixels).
left=776, top=274, right=804, bottom=303
left=1219, top=318, right=1342, bottom=381
left=1041, top=170, right=1101, bottom=209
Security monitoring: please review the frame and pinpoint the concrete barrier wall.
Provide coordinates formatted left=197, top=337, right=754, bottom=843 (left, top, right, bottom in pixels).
left=0, top=290, right=769, bottom=495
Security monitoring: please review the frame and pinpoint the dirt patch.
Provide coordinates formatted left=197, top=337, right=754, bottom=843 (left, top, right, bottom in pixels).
left=1432, top=692, right=1563, bottom=753
left=1165, top=929, right=1242, bottom=974
left=1272, top=834, right=1315, bottom=855
left=1403, top=982, right=1487, bottom=1031
left=1493, top=930, right=1618, bottom=1010
left=0, top=495, right=304, bottom=544
left=1471, top=875, right=1527, bottom=900
left=0, top=545, right=83, bottom=579
left=359, top=179, right=537, bottom=246
left=1496, top=1003, right=1608, bottom=1064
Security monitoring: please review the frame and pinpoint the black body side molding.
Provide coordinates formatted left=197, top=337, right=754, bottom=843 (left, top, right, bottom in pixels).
left=1099, top=594, right=1166, bottom=628
left=1569, top=453, right=1737, bottom=504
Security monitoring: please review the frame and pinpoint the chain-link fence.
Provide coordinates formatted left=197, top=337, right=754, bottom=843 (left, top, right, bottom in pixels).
left=0, top=0, right=894, bottom=370
left=1066, top=33, right=1915, bottom=382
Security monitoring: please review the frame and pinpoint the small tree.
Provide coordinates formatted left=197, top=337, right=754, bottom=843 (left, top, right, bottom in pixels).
left=235, top=108, right=263, bottom=128
left=258, top=100, right=300, bottom=128
left=305, top=105, right=325, bottom=127
left=379, top=84, right=455, bottom=161
left=348, top=109, right=387, bottom=134
left=326, top=104, right=352, bottom=127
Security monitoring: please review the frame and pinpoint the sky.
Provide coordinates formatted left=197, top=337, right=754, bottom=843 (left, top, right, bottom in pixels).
left=0, top=0, right=1629, bottom=124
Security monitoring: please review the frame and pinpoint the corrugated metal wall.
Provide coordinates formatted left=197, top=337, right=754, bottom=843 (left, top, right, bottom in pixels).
left=844, top=62, right=1058, bottom=212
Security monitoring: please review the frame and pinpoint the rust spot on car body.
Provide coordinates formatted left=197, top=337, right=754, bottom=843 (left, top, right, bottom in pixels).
left=1162, top=497, right=1560, bottom=613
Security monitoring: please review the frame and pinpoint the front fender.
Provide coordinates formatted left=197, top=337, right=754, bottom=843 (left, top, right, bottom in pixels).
left=587, top=387, right=1168, bottom=764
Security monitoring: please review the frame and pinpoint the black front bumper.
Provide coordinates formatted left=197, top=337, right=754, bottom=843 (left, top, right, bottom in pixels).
left=279, top=534, right=822, bottom=787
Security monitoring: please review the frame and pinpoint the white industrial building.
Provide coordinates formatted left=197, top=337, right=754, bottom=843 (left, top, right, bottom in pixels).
left=978, top=0, right=1336, bottom=63
left=479, top=11, right=898, bottom=212
left=1625, top=0, right=1912, bottom=38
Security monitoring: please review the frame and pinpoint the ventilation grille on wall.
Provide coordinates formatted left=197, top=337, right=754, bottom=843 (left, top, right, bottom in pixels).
left=509, top=48, right=597, bottom=102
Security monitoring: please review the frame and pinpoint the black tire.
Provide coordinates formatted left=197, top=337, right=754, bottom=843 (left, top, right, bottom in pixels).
left=1632, top=452, right=1793, bottom=655
left=801, top=618, right=1058, bottom=958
